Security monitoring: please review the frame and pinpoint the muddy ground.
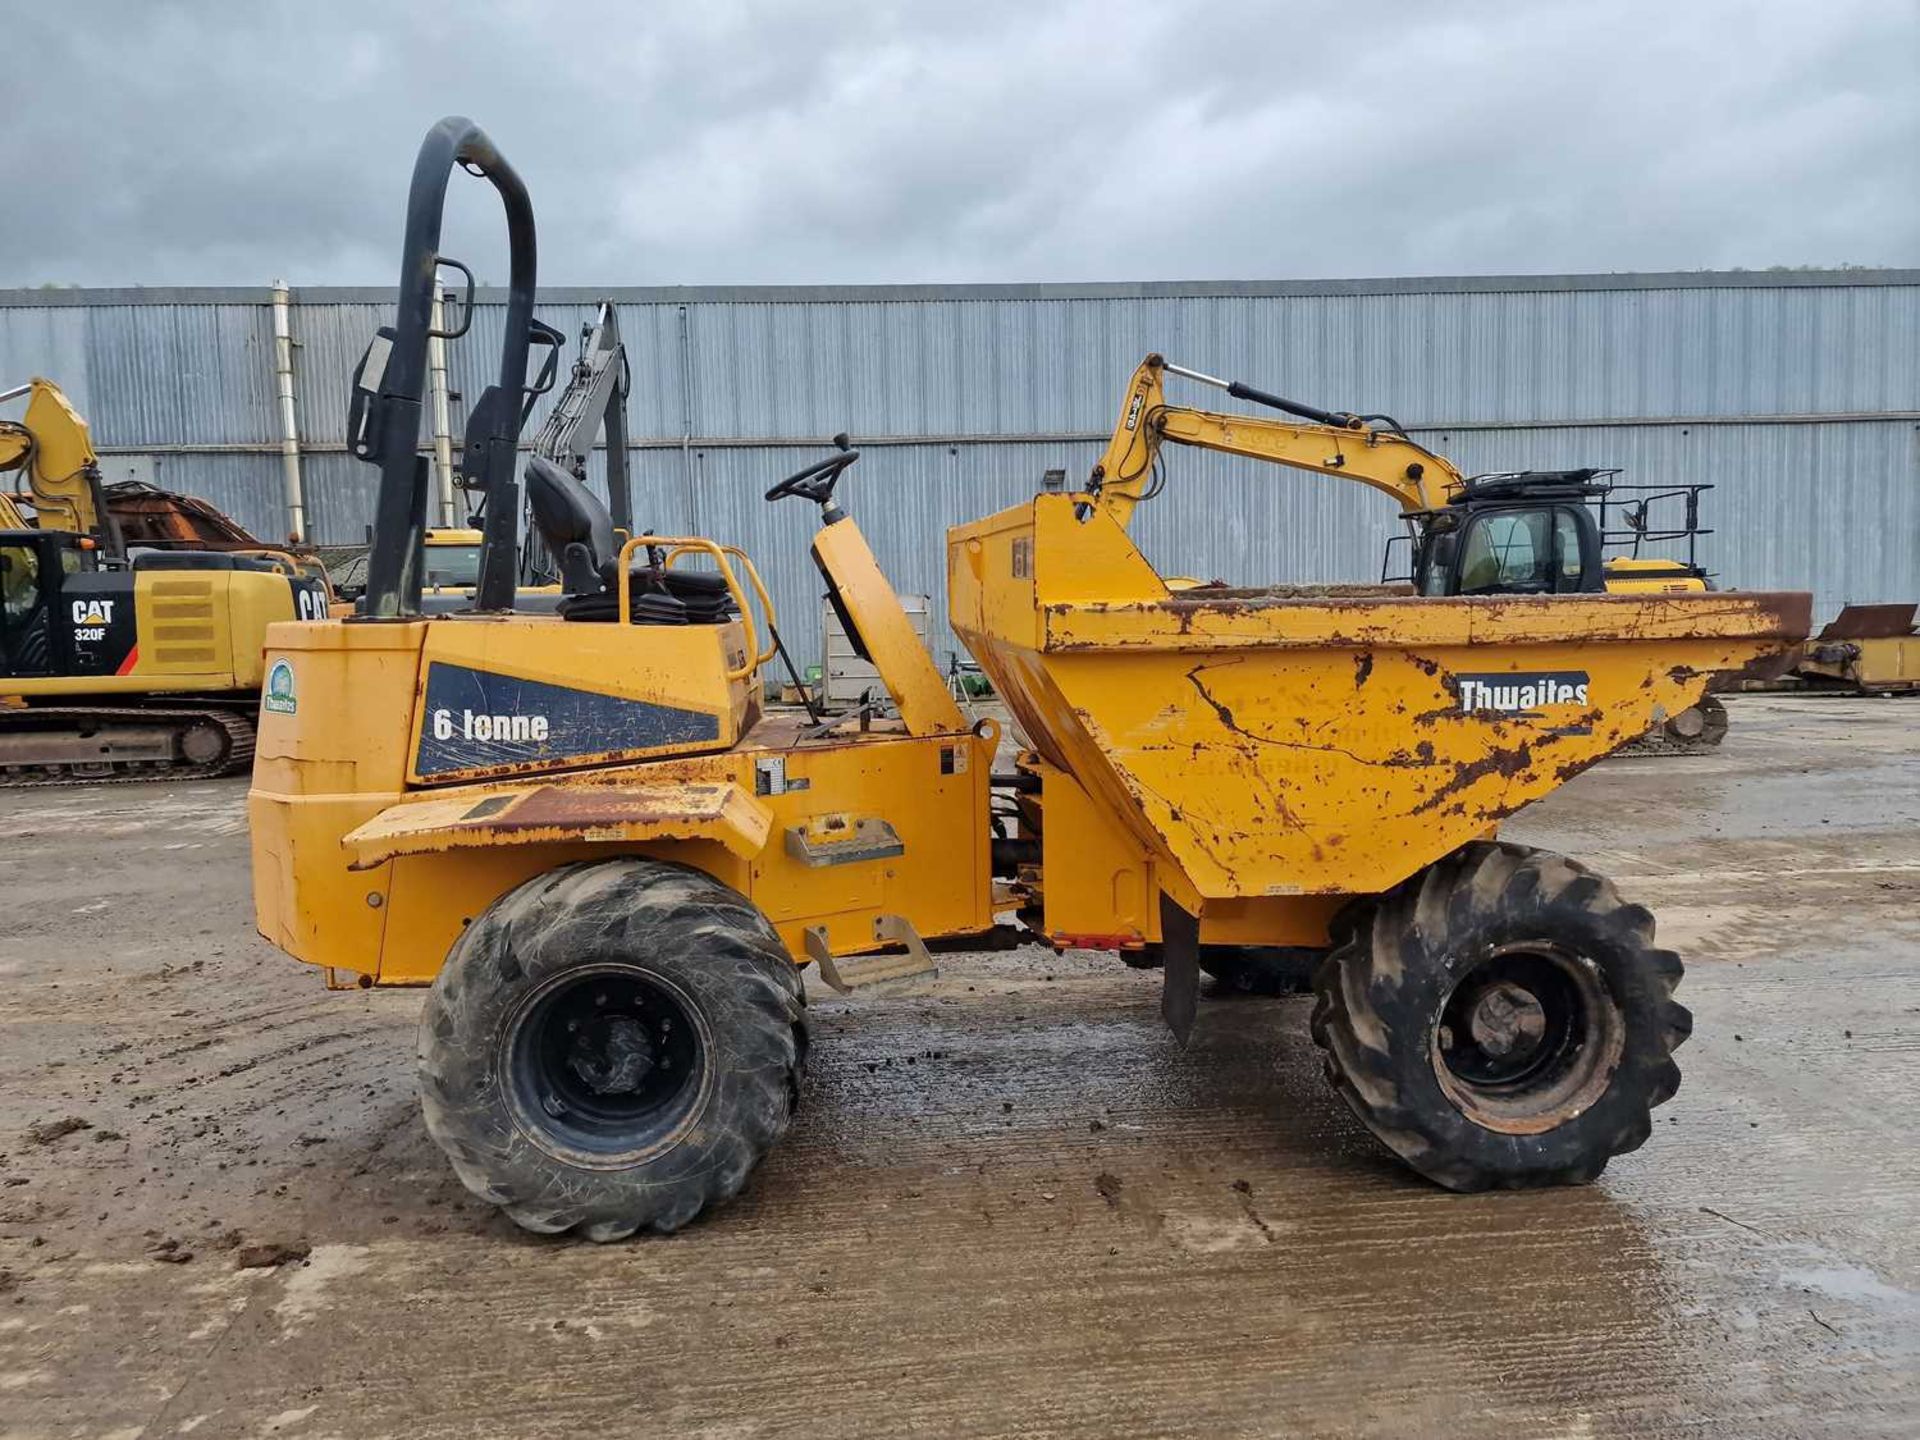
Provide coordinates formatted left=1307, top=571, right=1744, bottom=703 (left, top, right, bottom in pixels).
left=0, top=693, right=1915, bottom=1439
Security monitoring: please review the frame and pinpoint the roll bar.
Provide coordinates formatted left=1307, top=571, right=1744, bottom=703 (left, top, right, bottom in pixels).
left=354, top=116, right=538, bottom=618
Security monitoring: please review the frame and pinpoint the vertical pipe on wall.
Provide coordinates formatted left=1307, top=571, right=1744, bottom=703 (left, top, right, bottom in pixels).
left=427, top=287, right=457, bottom=526
left=678, top=304, right=698, bottom=531
left=269, top=281, right=305, bottom=543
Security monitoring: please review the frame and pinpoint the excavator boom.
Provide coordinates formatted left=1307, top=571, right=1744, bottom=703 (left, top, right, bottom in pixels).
left=1089, top=354, right=1465, bottom=527
left=0, top=378, right=109, bottom=542
left=530, top=300, right=631, bottom=531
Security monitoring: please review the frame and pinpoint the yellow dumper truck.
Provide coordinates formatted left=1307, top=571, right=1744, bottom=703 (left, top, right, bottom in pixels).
left=249, top=120, right=1810, bottom=1239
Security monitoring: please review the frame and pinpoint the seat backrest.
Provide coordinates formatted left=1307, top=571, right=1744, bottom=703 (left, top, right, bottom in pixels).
left=524, top=457, right=615, bottom=592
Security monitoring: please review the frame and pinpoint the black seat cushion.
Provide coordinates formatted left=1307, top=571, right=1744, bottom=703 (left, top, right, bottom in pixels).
left=558, top=566, right=739, bottom=625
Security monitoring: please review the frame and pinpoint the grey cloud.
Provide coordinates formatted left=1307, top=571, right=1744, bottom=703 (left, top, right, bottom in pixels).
left=1, top=0, right=1913, bottom=287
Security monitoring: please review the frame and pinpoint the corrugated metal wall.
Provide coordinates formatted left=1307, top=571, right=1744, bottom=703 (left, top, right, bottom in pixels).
left=3, top=273, right=1915, bottom=662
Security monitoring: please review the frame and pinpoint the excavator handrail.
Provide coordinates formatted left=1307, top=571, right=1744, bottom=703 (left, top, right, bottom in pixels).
left=614, top=535, right=759, bottom=681
left=663, top=541, right=780, bottom=667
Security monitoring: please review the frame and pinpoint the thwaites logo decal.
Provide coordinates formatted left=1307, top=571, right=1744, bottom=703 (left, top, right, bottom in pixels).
left=415, top=662, right=721, bottom=777
left=263, top=659, right=297, bottom=714
left=1454, top=671, right=1590, bottom=716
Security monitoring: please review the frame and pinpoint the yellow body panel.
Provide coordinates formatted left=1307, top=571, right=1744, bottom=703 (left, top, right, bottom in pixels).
left=3, top=566, right=303, bottom=697
left=950, top=494, right=1809, bottom=931
left=249, top=517, right=993, bottom=987
left=1603, top=558, right=1710, bottom=596
left=810, top=519, right=964, bottom=735
left=1798, top=636, right=1919, bottom=691
left=344, top=779, right=774, bottom=866
left=1021, top=758, right=1342, bottom=948
left=1819, top=633, right=1917, bottom=689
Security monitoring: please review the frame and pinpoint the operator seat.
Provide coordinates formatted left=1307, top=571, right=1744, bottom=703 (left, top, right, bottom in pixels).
left=522, top=457, right=733, bottom=625
left=525, top=456, right=614, bottom=595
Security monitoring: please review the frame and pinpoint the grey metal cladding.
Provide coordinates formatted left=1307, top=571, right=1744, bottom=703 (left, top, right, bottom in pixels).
left=0, top=271, right=1912, bottom=660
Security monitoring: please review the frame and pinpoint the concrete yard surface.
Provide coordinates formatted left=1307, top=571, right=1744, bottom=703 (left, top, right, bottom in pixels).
left=0, top=693, right=1915, bottom=1438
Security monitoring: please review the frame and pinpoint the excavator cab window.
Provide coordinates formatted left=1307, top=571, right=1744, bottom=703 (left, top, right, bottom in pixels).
left=0, top=540, right=54, bottom=676
left=422, top=542, right=482, bottom=590
left=1458, top=511, right=1552, bottom=593
left=1423, top=503, right=1602, bottom=597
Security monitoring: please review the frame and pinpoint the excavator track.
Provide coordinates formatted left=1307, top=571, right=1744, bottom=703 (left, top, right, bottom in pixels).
left=1613, top=696, right=1730, bottom=758
left=0, top=706, right=255, bottom=787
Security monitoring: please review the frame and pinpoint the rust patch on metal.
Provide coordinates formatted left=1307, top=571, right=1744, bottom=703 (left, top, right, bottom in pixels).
left=1720, top=646, right=1805, bottom=686
left=489, top=784, right=735, bottom=830
left=1184, top=665, right=1423, bottom=770
left=1410, top=742, right=1536, bottom=815
left=1817, top=603, right=1916, bottom=641
left=1353, top=653, right=1375, bottom=688
left=1167, top=582, right=1416, bottom=604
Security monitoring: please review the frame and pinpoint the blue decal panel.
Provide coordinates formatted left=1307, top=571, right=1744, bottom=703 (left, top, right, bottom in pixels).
left=415, top=662, right=721, bottom=777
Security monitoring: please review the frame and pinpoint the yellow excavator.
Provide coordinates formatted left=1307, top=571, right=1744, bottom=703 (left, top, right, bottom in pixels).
left=1, top=378, right=330, bottom=782
left=1091, top=355, right=1731, bottom=751
left=249, top=118, right=1809, bottom=1239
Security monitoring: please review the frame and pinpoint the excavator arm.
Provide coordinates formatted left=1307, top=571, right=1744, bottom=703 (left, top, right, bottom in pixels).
left=530, top=301, right=631, bottom=529
left=1088, top=354, right=1465, bottom=530
left=0, top=378, right=110, bottom=541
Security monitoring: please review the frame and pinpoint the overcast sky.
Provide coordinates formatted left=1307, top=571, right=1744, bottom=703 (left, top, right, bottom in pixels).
left=4, top=0, right=1915, bottom=288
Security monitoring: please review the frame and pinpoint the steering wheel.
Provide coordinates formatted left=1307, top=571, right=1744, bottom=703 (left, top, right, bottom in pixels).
left=765, top=434, right=860, bottom=503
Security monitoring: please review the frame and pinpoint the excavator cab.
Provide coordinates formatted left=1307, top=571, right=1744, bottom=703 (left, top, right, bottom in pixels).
left=0, top=532, right=65, bottom=676
left=1412, top=471, right=1609, bottom=597
left=0, top=528, right=138, bottom=681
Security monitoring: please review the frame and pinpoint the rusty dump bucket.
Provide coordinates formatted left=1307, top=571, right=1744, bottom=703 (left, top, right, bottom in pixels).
left=1799, top=603, right=1919, bottom=692
left=949, top=496, right=1811, bottom=902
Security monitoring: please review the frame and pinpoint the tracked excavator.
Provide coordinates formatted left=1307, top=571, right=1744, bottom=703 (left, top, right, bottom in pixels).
left=1, top=378, right=329, bottom=783
left=1089, top=355, right=1733, bottom=754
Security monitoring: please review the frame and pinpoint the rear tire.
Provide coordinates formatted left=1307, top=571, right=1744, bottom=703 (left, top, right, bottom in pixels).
left=1309, top=841, right=1689, bottom=1191
left=418, top=858, right=807, bottom=1240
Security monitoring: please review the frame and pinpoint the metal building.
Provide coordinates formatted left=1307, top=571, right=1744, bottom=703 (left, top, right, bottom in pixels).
left=2, top=271, right=1914, bottom=662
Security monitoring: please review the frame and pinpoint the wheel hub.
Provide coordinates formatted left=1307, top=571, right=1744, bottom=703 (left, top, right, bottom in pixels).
left=504, top=964, right=707, bottom=1162
left=1431, top=945, right=1625, bottom=1135
left=565, top=1013, right=657, bottom=1096
left=1466, top=981, right=1547, bottom=1060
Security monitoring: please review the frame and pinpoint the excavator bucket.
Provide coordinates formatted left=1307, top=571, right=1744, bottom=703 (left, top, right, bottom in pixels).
left=949, top=495, right=1811, bottom=907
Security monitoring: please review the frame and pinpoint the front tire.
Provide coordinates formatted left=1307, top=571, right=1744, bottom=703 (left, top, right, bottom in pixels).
left=1310, top=841, right=1689, bottom=1191
left=418, top=858, right=807, bottom=1240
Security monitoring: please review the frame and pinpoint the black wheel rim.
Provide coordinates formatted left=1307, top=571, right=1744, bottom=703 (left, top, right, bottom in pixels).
left=503, top=964, right=712, bottom=1166
left=1430, top=944, right=1624, bottom=1135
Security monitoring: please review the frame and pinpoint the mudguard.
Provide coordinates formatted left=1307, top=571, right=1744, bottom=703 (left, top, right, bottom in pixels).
left=343, top=780, right=772, bottom=870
